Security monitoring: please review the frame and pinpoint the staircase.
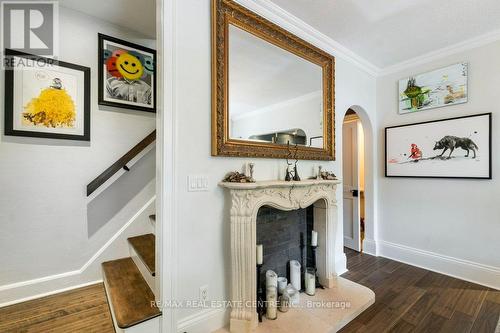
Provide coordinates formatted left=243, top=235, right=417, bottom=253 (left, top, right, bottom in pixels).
left=102, top=214, right=160, bottom=333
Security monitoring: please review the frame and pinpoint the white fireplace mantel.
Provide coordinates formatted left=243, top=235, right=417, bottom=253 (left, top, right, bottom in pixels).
left=219, top=179, right=346, bottom=333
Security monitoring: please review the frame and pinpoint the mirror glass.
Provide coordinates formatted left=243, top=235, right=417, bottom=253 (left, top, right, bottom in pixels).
left=228, top=24, right=324, bottom=148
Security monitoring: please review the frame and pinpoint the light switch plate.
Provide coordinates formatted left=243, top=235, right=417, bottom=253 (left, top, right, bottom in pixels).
left=188, top=175, right=209, bottom=192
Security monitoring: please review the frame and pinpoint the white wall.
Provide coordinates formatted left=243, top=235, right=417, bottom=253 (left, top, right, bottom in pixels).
left=0, top=7, right=156, bottom=302
left=171, top=0, right=377, bottom=331
left=377, top=41, right=500, bottom=288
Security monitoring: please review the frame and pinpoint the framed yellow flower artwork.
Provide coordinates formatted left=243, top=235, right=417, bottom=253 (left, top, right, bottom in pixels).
left=4, top=49, right=90, bottom=141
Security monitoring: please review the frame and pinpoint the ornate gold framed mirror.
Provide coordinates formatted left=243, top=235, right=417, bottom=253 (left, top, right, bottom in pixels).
left=211, top=0, right=335, bottom=160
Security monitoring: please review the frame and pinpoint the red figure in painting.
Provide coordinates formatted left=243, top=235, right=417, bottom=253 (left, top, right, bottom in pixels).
left=409, top=143, right=422, bottom=159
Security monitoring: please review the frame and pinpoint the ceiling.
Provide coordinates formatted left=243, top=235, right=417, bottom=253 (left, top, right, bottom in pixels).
left=59, top=0, right=500, bottom=70
left=60, top=0, right=156, bottom=38
left=270, top=0, right=500, bottom=68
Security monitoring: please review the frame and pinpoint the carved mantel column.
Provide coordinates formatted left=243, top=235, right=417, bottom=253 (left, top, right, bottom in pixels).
left=219, top=180, right=343, bottom=333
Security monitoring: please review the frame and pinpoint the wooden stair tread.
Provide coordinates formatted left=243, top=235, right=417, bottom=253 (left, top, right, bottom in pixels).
left=102, top=258, right=160, bottom=329
left=128, top=234, right=155, bottom=275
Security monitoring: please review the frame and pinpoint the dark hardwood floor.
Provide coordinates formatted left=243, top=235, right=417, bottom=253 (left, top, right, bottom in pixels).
left=0, top=251, right=498, bottom=332
left=340, top=248, right=500, bottom=333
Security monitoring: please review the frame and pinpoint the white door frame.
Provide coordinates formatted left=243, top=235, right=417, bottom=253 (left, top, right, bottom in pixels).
left=343, top=105, right=377, bottom=256
left=157, top=0, right=178, bottom=332
left=342, top=117, right=361, bottom=252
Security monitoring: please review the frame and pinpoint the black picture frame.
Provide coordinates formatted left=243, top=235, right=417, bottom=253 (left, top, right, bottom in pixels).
left=385, top=113, right=492, bottom=179
left=4, top=49, right=91, bottom=141
left=98, top=33, right=156, bottom=113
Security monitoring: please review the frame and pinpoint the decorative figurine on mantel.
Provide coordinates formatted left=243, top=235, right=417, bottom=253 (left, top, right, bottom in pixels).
left=222, top=171, right=255, bottom=183
left=285, top=142, right=293, bottom=181
left=319, top=170, right=337, bottom=180
left=316, top=166, right=323, bottom=180
left=293, top=144, right=300, bottom=181
left=248, top=162, right=255, bottom=182
left=285, top=141, right=301, bottom=181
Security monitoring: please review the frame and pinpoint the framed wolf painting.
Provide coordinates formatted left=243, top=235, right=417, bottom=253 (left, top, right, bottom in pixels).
left=385, top=113, right=492, bottom=179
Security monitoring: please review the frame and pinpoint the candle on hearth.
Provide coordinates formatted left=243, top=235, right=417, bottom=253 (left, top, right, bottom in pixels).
left=265, top=270, right=278, bottom=289
left=286, top=283, right=300, bottom=305
left=277, top=277, right=287, bottom=295
left=266, top=286, right=278, bottom=320
left=290, top=260, right=301, bottom=291
left=305, top=267, right=316, bottom=296
left=256, top=244, right=263, bottom=265
left=311, top=230, right=318, bottom=247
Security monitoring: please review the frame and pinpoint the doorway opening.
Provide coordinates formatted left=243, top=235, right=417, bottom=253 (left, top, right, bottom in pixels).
left=342, top=109, right=366, bottom=252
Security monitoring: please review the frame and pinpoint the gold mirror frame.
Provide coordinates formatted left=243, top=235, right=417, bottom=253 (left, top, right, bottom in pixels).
left=211, top=0, right=336, bottom=160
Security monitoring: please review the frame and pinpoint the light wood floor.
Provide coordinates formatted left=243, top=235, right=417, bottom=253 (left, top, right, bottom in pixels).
left=340, top=248, right=500, bottom=332
left=0, top=283, right=114, bottom=333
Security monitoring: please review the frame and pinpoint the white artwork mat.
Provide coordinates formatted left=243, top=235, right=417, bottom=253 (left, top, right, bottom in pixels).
left=12, top=56, right=85, bottom=136
left=102, top=40, right=155, bottom=109
left=399, top=63, right=468, bottom=114
left=386, top=114, right=490, bottom=178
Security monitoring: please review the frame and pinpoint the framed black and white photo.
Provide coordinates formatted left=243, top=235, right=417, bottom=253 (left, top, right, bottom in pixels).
left=4, top=49, right=91, bottom=141
left=385, top=113, right=492, bottom=179
left=98, top=33, right=156, bottom=113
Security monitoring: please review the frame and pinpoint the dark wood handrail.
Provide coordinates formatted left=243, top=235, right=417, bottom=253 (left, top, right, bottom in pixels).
left=87, top=130, right=156, bottom=196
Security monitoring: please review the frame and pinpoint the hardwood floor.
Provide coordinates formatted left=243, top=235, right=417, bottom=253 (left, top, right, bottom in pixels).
left=0, top=283, right=114, bottom=333
left=0, top=251, right=498, bottom=332
left=340, top=248, right=500, bottom=333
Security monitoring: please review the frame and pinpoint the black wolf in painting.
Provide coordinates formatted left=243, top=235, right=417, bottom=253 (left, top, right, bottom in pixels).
left=433, top=136, right=479, bottom=159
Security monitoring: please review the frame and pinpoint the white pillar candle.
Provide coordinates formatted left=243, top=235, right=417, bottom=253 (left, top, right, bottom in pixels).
left=266, top=286, right=278, bottom=320
left=278, top=292, right=291, bottom=312
left=265, top=270, right=278, bottom=289
left=286, top=283, right=300, bottom=305
left=256, top=244, right=263, bottom=265
left=277, top=277, right=287, bottom=295
left=305, top=267, right=316, bottom=296
left=289, top=260, right=301, bottom=291
left=311, top=230, right=318, bottom=247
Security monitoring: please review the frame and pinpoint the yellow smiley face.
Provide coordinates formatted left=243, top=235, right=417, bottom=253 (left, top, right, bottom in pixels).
left=116, top=53, right=143, bottom=80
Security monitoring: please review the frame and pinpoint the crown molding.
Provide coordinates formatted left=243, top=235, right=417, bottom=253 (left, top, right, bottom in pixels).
left=380, top=29, right=500, bottom=76
left=234, top=1, right=500, bottom=78
left=234, top=0, right=380, bottom=77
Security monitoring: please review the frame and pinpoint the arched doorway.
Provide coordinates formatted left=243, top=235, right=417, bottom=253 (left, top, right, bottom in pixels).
left=341, top=106, right=374, bottom=254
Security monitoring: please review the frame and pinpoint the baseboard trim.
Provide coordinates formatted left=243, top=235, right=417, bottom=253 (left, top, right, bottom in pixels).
left=362, top=238, right=377, bottom=256
left=0, top=196, right=156, bottom=306
left=0, top=280, right=103, bottom=308
left=378, top=240, right=500, bottom=290
left=177, top=308, right=228, bottom=333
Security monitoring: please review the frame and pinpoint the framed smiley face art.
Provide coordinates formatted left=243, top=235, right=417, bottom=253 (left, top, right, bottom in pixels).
left=98, top=34, right=156, bottom=113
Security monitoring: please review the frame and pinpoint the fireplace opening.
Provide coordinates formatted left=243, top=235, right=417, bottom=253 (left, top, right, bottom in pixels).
left=256, top=205, right=315, bottom=289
